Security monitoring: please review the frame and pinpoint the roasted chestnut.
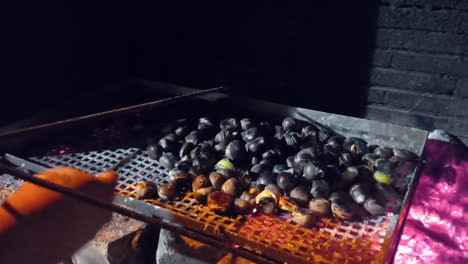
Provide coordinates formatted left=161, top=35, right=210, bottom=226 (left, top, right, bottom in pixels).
left=169, top=171, right=190, bottom=189
left=331, top=200, right=353, bottom=220
left=276, top=196, right=297, bottom=212
left=296, top=147, right=316, bottom=160
left=341, top=166, right=359, bottom=182
left=273, top=164, right=287, bottom=174
left=198, top=117, right=214, bottom=131
left=257, top=170, right=275, bottom=185
left=303, top=161, right=325, bottom=180
left=375, top=183, right=401, bottom=203
left=185, top=130, right=201, bottom=145
left=158, top=184, right=176, bottom=201
left=310, top=179, right=330, bottom=198
left=318, top=129, right=331, bottom=143
left=292, top=209, right=316, bottom=227
left=274, top=125, right=284, bottom=140
left=302, top=125, right=318, bottom=136
left=191, top=158, right=213, bottom=175
left=240, top=118, right=255, bottom=131
left=240, top=191, right=256, bottom=201
left=308, top=198, right=331, bottom=217
left=393, top=148, right=417, bottom=161
left=221, top=178, right=243, bottom=196
left=289, top=185, right=310, bottom=206
left=276, top=172, right=296, bottom=192
left=215, top=159, right=236, bottom=178
left=179, top=142, right=195, bottom=158
left=343, top=137, right=369, bottom=157
left=349, top=183, right=369, bottom=204
left=207, top=190, right=233, bottom=213
left=373, top=171, right=394, bottom=184
left=264, top=184, right=283, bottom=197
left=250, top=164, right=265, bottom=174
left=192, top=175, right=210, bottom=192
left=294, top=153, right=313, bottom=174
left=282, top=117, right=300, bottom=132
left=362, top=153, right=380, bottom=168
left=363, top=199, right=386, bottom=215
left=283, top=132, right=301, bottom=148
left=329, top=192, right=345, bottom=202
left=174, top=159, right=192, bottom=173
left=214, top=142, right=227, bottom=153
left=209, top=172, right=227, bottom=189
left=175, top=125, right=190, bottom=137
left=220, top=118, right=240, bottom=131
left=226, top=140, right=246, bottom=160
left=159, top=153, right=177, bottom=170
left=194, top=187, right=214, bottom=204
left=245, top=137, right=267, bottom=153
left=375, top=158, right=394, bottom=175
left=339, top=152, right=355, bottom=167
left=147, top=144, right=162, bottom=160
left=373, top=146, right=393, bottom=159
left=135, top=181, right=158, bottom=199
left=158, top=138, right=179, bottom=153
left=234, top=198, right=253, bottom=215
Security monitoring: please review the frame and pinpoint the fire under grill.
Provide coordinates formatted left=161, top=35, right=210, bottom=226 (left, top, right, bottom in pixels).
left=1, top=81, right=428, bottom=264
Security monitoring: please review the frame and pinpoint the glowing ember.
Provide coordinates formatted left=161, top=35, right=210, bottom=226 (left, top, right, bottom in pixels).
left=59, top=150, right=65, bottom=154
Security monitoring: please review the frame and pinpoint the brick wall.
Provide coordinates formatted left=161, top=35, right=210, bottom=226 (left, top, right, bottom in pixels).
left=364, top=0, right=468, bottom=143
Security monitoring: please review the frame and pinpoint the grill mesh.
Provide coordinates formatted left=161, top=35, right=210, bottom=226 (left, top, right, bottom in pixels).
left=31, top=148, right=398, bottom=264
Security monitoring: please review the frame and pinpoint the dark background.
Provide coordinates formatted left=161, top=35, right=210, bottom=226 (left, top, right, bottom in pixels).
left=2, top=1, right=468, bottom=143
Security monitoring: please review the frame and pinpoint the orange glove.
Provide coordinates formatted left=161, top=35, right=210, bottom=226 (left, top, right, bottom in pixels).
left=0, top=166, right=117, bottom=264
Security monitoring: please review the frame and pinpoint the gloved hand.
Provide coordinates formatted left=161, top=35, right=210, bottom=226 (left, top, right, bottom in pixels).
left=0, top=166, right=117, bottom=264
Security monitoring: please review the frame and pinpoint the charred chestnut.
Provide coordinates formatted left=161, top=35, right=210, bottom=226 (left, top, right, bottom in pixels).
left=331, top=200, right=353, bottom=220
left=276, top=172, right=297, bottom=192
left=214, top=142, right=227, bottom=153
left=250, top=164, right=265, bottom=174
left=375, top=158, right=394, bottom=175
left=240, top=118, right=255, bottom=131
left=393, top=148, right=417, bottom=161
left=303, top=161, right=325, bottom=180
left=264, top=184, right=283, bottom=197
left=310, top=179, right=330, bottom=198
left=339, top=152, right=355, bottom=167
left=343, top=137, right=369, bottom=157
left=349, top=183, right=369, bottom=204
left=363, top=199, right=386, bottom=215
left=179, top=142, right=195, bottom=158
left=283, top=132, right=301, bottom=148
left=147, top=144, right=162, bottom=160
left=257, top=170, right=275, bottom=185
left=226, top=140, right=246, bottom=161
left=282, top=117, right=300, bottom=132
left=318, top=129, right=332, bottom=143
left=175, top=125, right=190, bottom=137
left=308, top=198, right=331, bottom=217
left=245, top=137, right=267, bottom=153
left=273, top=164, right=287, bottom=174
left=374, top=146, right=393, bottom=159
left=289, top=185, right=310, bottom=206
left=159, top=153, right=177, bottom=170
left=185, top=131, right=201, bottom=145
left=198, top=117, right=214, bottom=131
left=207, top=190, right=233, bottom=213
left=362, top=153, right=380, bottom=168
left=220, top=118, right=240, bottom=131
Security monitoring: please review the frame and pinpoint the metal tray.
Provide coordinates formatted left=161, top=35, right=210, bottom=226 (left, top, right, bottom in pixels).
left=1, top=80, right=427, bottom=264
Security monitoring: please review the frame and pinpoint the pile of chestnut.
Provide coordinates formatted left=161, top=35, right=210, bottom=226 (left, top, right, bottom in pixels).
left=136, top=117, right=418, bottom=226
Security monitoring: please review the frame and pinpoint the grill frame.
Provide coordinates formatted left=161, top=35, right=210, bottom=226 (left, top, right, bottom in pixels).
left=1, top=80, right=428, bottom=264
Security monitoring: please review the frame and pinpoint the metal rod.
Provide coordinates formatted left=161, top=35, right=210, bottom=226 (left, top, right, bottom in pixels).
left=0, top=86, right=229, bottom=137
left=0, top=163, right=277, bottom=264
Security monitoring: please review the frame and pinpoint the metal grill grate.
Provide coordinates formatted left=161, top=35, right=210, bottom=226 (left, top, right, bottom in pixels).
left=30, top=147, right=398, bottom=264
